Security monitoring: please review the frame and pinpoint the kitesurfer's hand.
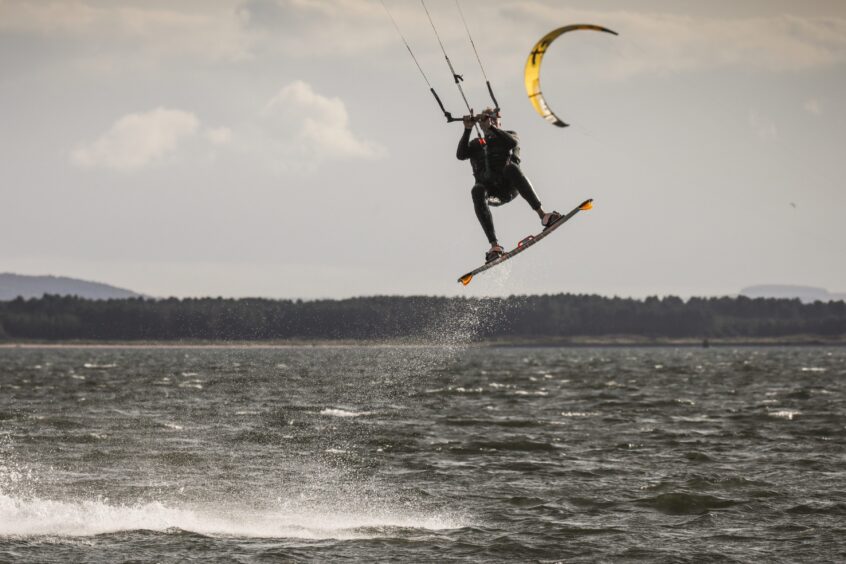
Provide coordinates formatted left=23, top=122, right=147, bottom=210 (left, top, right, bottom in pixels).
left=463, top=114, right=475, bottom=129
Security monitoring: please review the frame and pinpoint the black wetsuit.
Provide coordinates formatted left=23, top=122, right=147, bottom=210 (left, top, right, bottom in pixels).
left=456, top=126, right=542, bottom=244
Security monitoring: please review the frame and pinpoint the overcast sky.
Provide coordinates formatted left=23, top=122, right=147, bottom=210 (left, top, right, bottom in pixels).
left=2, top=0, right=844, bottom=299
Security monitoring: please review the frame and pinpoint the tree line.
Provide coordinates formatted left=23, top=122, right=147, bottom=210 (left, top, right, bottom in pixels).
left=0, top=294, right=844, bottom=341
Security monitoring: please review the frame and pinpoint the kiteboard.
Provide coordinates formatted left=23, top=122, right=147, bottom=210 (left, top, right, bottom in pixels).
left=457, top=198, right=593, bottom=286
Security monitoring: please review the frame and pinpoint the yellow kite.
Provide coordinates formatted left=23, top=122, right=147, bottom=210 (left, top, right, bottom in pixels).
left=525, top=25, right=618, bottom=127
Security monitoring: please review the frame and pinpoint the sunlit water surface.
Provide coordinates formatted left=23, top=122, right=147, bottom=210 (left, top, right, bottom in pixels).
left=1, top=346, right=844, bottom=562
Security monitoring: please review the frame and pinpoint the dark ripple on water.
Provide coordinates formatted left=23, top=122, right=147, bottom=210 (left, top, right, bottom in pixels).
left=1, top=346, right=845, bottom=562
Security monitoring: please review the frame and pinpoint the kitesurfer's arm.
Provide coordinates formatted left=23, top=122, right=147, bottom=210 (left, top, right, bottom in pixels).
left=488, top=126, right=518, bottom=150
left=456, top=119, right=474, bottom=160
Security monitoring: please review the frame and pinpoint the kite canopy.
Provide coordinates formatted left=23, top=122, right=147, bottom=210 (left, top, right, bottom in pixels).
left=524, top=24, right=618, bottom=127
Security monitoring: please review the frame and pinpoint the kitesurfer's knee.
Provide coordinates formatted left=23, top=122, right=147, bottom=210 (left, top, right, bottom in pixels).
left=472, top=183, right=491, bottom=219
left=471, top=182, right=487, bottom=205
left=471, top=183, right=497, bottom=243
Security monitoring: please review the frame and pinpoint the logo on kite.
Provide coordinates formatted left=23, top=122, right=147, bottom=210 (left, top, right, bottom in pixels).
left=524, top=24, right=618, bottom=128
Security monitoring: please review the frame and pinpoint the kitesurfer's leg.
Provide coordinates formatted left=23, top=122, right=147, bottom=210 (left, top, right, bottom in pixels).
left=472, top=183, right=498, bottom=244
left=504, top=164, right=541, bottom=211
left=504, top=164, right=561, bottom=228
left=472, top=183, right=505, bottom=262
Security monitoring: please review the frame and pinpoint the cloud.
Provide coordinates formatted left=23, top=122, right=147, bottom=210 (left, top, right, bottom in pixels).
left=495, top=4, right=846, bottom=79
left=0, top=0, right=254, bottom=61
left=748, top=109, right=777, bottom=141
left=261, top=80, right=385, bottom=169
left=68, top=84, right=379, bottom=175
left=205, top=126, right=232, bottom=145
left=245, top=1, right=846, bottom=78
left=71, top=108, right=200, bottom=171
left=242, top=0, right=397, bottom=56
left=6, top=1, right=844, bottom=76
left=803, top=98, right=823, bottom=115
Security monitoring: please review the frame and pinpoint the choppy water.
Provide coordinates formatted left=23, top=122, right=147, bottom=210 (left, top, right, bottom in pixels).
left=1, top=345, right=845, bottom=562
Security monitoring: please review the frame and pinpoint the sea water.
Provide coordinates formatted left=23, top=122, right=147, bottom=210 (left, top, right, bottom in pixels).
left=1, top=345, right=844, bottom=562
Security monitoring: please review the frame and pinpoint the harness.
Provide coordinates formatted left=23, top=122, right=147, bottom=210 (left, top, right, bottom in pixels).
left=471, top=131, right=520, bottom=183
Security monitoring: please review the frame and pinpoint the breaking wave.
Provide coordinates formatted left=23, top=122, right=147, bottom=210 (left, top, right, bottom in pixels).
left=0, top=494, right=464, bottom=539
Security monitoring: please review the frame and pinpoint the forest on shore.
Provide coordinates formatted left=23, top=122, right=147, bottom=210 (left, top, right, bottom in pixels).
left=1, top=294, right=845, bottom=343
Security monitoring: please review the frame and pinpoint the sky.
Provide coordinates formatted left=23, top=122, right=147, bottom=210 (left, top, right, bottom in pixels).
left=2, top=0, right=845, bottom=299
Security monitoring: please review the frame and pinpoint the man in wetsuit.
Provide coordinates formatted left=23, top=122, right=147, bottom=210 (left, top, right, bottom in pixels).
left=457, top=108, right=561, bottom=263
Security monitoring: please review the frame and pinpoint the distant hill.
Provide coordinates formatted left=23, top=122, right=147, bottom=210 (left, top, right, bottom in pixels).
left=0, top=273, right=143, bottom=301
left=740, top=285, right=846, bottom=304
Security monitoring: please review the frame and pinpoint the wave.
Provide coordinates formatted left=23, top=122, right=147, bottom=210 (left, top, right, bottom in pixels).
left=769, top=409, right=801, bottom=420
left=442, top=417, right=542, bottom=428
left=635, top=493, right=738, bottom=515
left=455, top=438, right=560, bottom=453
left=0, top=494, right=463, bottom=539
left=786, top=502, right=846, bottom=515
left=319, top=408, right=373, bottom=418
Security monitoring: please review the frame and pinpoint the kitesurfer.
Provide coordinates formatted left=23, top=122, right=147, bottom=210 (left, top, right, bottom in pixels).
left=457, top=108, right=561, bottom=263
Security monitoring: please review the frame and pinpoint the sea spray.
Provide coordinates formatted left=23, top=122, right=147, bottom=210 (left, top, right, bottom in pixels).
left=266, top=297, right=516, bottom=519
left=0, top=434, right=40, bottom=501
left=0, top=494, right=463, bottom=539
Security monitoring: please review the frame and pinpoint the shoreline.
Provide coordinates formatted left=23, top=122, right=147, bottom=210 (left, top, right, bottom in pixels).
left=2, top=335, right=845, bottom=348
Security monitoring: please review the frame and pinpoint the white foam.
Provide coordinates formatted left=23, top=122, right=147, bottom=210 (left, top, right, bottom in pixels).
left=0, top=494, right=463, bottom=539
left=769, top=409, right=801, bottom=420
left=319, top=408, right=372, bottom=418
